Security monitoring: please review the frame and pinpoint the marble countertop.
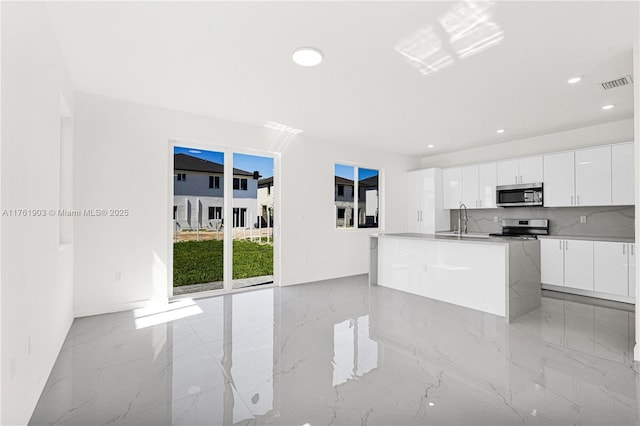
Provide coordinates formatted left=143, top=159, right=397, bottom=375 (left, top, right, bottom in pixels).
left=371, top=232, right=538, bottom=246
left=539, top=235, right=635, bottom=243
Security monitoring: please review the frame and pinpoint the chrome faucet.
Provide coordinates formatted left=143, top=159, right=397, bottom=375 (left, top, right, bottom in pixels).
left=458, top=203, right=468, bottom=235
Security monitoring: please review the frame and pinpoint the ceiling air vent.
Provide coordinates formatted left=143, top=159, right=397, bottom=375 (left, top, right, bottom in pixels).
left=601, top=75, right=633, bottom=90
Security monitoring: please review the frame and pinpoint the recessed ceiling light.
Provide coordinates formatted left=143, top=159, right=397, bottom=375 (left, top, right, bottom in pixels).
left=602, top=104, right=614, bottom=110
left=496, top=129, right=505, bottom=134
left=567, top=76, right=582, bottom=84
left=292, top=47, right=323, bottom=67
left=427, top=144, right=435, bottom=148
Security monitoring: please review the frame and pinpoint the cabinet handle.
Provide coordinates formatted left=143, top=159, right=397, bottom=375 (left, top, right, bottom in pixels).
left=571, top=195, right=574, bottom=205
left=479, top=200, right=482, bottom=207
left=417, top=211, right=420, bottom=222
left=559, top=240, right=562, bottom=250
left=577, top=195, right=580, bottom=205
left=519, top=176, right=523, bottom=184
left=632, top=245, right=635, bottom=256
left=623, top=244, right=626, bottom=255
left=565, top=240, right=568, bottom=250
left=420, top=211, right=423, bottom=221
left=515, top=175, right=518, bottom=184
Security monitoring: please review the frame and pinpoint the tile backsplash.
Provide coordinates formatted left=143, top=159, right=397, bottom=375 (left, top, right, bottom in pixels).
left=449, top=206, right=635, bottom=239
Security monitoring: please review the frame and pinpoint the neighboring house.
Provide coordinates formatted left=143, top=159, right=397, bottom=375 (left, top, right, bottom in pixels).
left=358, top=174, right=379, bottom=227
left=257, top=177, right=274, bottom=227
left=174, top=153, right=259, bottom=229
left=334, top=175, right=379, bottom=228
left=335, top=176, right=355, bottom=227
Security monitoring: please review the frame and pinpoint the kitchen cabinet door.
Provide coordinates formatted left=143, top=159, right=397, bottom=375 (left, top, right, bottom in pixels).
left=406, top=171, right=423, bottom=233
left=462, top=165, right=479, bottom=208
left=611, top=142, right=635, bottom=206
left=629, top=243, right=636, bottom=298
left=564, top=239, right=594, bottom=291
left=477, top=163, right=497, bottom=208
left=594, top=242, right=628, bottom=296
left=575, top=146, right=611, bottom=206
left=518, top=156, right=543, bottom=184
left=497, top=160, right=519, bottom=186
left=543, top=151, right=575, bottom=207
left=541, top=239, right=564, bottom=286
left=443, top=167, right=462, bottom=210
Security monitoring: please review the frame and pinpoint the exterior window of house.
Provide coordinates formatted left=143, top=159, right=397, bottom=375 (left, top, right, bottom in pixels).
left=233, top=207, right=247, bottom=227
left=173, top=206, right=177, bottom=220
left=233, top=177, right=248, bottom=191
left=177, top=173, right=186, bottom=181
left=267, top=185, right=271, bottom=195
left=209, top=175, right=220, bottom=189
left=335, top=164, right=379, bottom=229
left=208, top=206, right=222, bottom=220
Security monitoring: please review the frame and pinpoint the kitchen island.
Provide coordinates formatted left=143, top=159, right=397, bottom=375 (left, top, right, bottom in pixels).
left=370, top=233, right=541, bottom=323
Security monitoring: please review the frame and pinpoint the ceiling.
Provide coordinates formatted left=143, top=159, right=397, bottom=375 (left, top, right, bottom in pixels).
left=45, top=1, right=638, bottom=157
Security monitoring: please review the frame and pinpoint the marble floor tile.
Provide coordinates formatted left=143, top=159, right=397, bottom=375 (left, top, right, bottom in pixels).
left=30, top=275, right=640, bottom=425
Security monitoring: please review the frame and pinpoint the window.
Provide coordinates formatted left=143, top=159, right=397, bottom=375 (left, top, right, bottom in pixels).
left=208, top=206, right=222, bottom=220
left=173, top=206, right=177, bottom=220
left=335, top=164, right=379, bottom=229
left=267, top=185, right=271, bottom=195
left=176, top=173, right=186, bottom=181
left=209, top=175, right=220, bottom=189
left=233, top=207, right=247, bottom=227
left=233, top=177, right=248, bottom=191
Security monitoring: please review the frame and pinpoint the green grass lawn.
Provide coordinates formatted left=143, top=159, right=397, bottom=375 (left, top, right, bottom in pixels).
left=173, top=239, right=273, bottom=286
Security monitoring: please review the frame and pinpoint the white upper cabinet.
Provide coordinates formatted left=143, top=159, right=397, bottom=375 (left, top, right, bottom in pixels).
left=543, top=151, right=575, bottom=207
left=407, top=169, right=450, bottom=233
left=462, top=165, right=479, bottom=208
left=497, top=160, right=519, bottom=186
left=477, top=163, right=497, bottom=208
left=518, top=156, right=543, bottom=184
left=611, top=142, right=635, bottom=205
left=575, top=146, right=611, bottom=206
left=497, top=156, right=542, bottom=186
left=594, top=242, right=629, bottom=296
left=443, top=167, right=463, bottom=209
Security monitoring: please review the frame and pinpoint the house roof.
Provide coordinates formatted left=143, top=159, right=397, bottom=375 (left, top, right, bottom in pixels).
left=335, top=176, right=353, bottom=186
left=359, top=175, right=379, bottom=188
left=258, top=176, right=273, bottom=188
left=174, top=153, right=254, bottom=176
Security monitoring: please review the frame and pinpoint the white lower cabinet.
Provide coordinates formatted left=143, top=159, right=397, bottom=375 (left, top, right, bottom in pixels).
left=540, top=239, right=564, bottom=286
left=564, top=240, right=594, bottom=291
left=630, top=243, right=636, bottom=298
left=541, top=238, right=635, bottom=301
left=594, top=242, right=629, bottom=296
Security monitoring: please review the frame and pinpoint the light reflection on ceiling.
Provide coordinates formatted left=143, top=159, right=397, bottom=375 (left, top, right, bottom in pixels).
left=395, top=0, right=504, bottom=76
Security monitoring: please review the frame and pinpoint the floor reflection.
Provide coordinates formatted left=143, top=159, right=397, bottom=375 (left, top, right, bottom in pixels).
left=30, top=275, right=639, bottom=425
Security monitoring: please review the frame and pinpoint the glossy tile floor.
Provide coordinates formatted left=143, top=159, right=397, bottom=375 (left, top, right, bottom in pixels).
left=30, top=275, right=640, bottom=425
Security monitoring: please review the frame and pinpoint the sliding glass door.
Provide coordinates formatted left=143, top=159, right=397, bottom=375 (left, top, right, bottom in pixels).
left=171, top=143, right=276, bottom=297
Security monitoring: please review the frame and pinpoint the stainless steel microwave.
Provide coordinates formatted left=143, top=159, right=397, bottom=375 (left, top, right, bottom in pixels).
left=496, top=183, right=543, bottom=207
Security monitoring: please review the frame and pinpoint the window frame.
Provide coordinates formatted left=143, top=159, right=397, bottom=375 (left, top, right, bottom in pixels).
left=334, top=163, right=381, bottom=231
left=209, top=175, right=220, bottom=189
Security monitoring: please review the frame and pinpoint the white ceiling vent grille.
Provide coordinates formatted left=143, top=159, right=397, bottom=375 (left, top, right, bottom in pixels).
left=601, top=75, right=633, bottom=90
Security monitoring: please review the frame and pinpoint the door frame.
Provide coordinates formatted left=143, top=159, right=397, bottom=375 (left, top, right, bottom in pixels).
left=167, top=137, right=281, bottom=299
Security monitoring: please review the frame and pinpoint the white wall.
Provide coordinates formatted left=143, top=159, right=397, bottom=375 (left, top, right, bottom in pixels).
left=1, top=3, right=75, bottom=425
left=420, top=119, right=634, bottom=168
left=73, top=92, right=417, bottom=316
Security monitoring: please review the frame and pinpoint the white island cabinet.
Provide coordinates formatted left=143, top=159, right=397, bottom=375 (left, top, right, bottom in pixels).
left=372, top=234, right=541, bottom=323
